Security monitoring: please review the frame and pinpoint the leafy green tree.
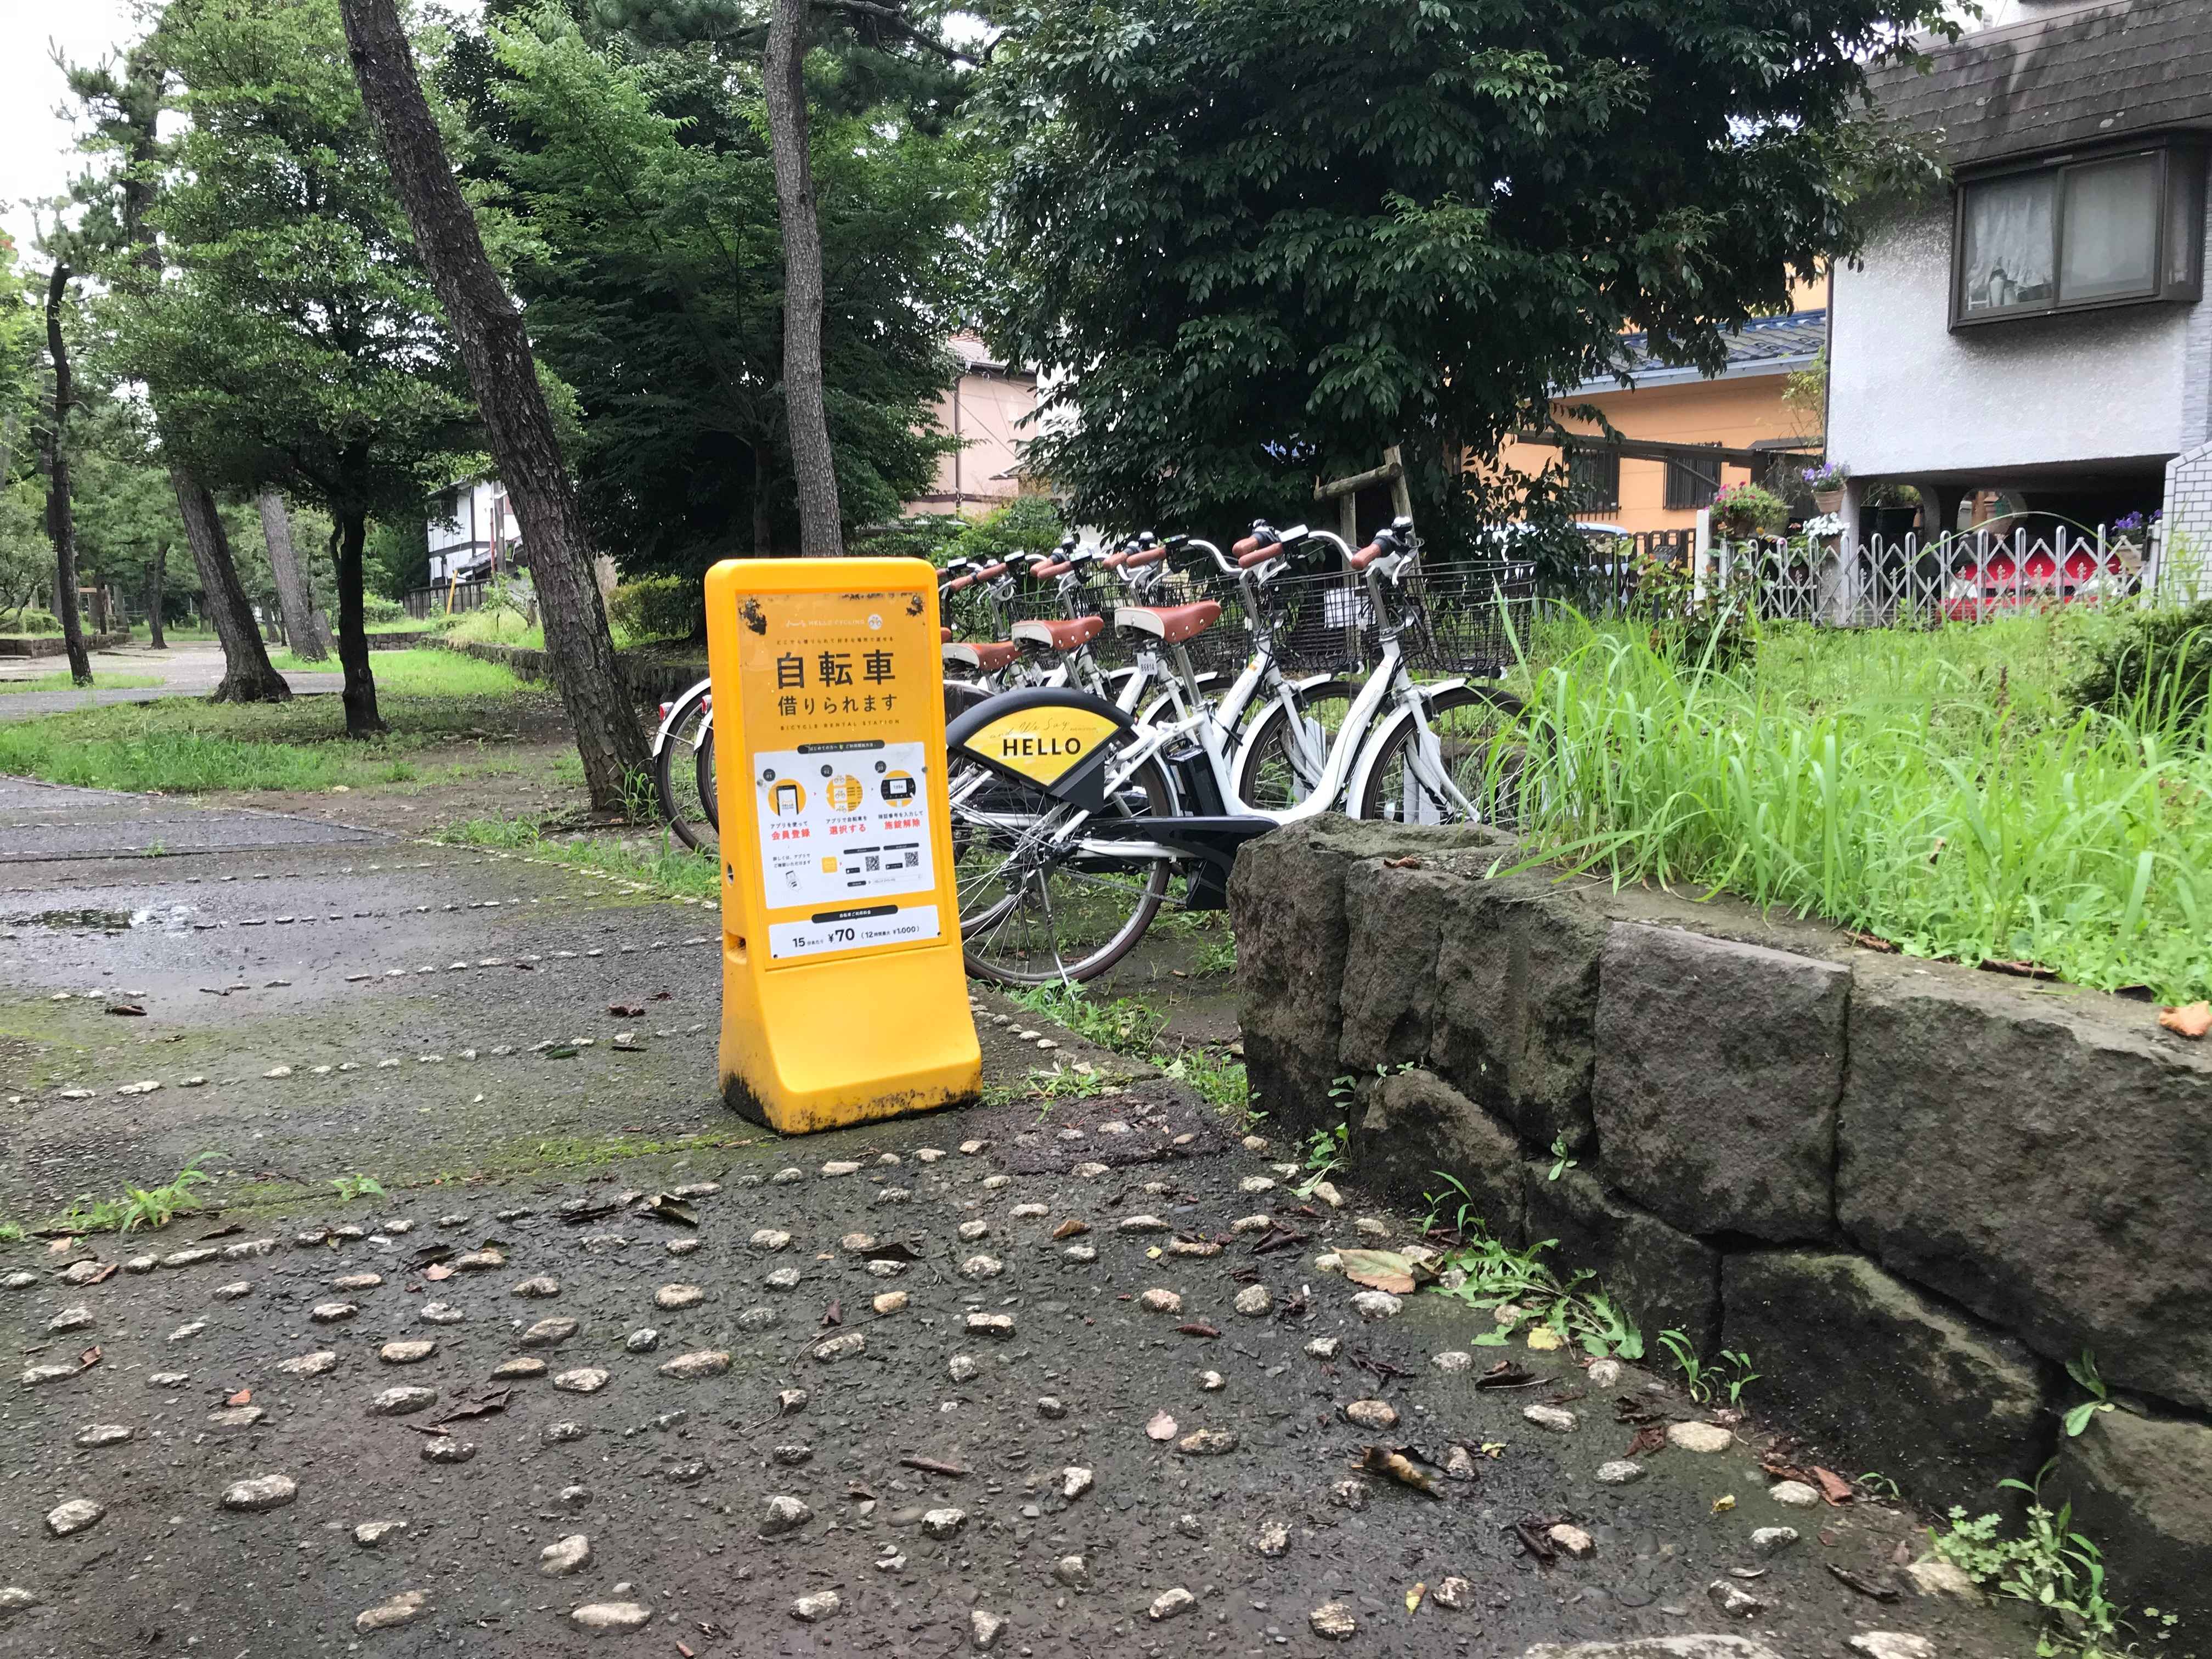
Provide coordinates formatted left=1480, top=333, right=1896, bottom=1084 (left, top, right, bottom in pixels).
left=977, top=0, right=1950, bottom=538
left=447, top=1, right=970, bottom=577
left=117, top=0, right=480, bottom=734
left=946, top=495, right=1062, bottom=566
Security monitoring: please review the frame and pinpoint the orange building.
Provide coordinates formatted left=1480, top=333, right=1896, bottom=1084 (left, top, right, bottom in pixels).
left=1498, top=277, right=1829, bottom=534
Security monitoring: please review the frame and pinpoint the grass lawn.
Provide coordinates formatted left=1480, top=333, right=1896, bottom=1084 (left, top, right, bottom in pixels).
left=0, top=670, right=164, bottom=693
left=435, top=814, right=718, bottom=901
left=1500, top=608, right=2212, bottom=1003
left=259, top=648, right=525, bottom=695
left=0, top=655, right=561, bottom=795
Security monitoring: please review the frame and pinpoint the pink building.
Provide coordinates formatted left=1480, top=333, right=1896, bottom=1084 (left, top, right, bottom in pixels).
left=904, top=336, right=1040, bottom=518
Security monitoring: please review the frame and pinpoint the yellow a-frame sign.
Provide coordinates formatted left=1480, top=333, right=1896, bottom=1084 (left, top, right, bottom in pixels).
left=703, top=558, right=980, bottom=1132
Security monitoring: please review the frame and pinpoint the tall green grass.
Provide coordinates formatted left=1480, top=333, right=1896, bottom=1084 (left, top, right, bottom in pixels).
left=1504, top=614, right=2212, bottom=1002
left=436, top=816, right=719, bottom=901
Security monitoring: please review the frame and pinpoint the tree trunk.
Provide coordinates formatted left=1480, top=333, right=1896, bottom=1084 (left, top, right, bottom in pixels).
left=337, top=0, right=648, bottom=810
left=42, top=265, right=93, bottom=687
left=335, top=507, right=384, bottom=736
left=104, top=62, right=287, bottom=703
left=173, top=471, right=292, bottom=702
left=259, top=491, right=331, bottom=660
left=764, top=0, right=844, bottom=557
left=148, top=538, right=167, bottom=649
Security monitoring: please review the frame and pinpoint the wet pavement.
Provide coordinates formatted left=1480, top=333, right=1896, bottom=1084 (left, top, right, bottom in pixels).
left=0, top=779, right=2038, bottom=1658
left=0, top=642, right=343, bottom=720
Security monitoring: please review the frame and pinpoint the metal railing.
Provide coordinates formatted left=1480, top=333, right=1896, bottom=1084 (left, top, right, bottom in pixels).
left=404, top=579, right=490, bottom=619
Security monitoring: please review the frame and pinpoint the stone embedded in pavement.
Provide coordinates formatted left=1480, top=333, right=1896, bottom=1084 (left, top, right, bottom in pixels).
left=451, top=1250, right=503, bottom=1272
left=1768, top=1479, right=1820, bottom=1507
left=551, top=1368, right=609, bottom=1393
left=368, top=1387, right=437, bottom=1416
left=1310, top=1602, right=1357, bottom=1640
left=1252, top=1520, right=1290, bottom=1558
left=1904, top=1559, right=1980, bottom=1599
left=751, top=1229, right=793, bottom=1251
left=278, top=1351, right=337, bottom=1378
left=1596, top=1460, right=1647, bottom=1485
left=1138, top=1289, right=1183, bottom=1314
left=966, top=1313, right=1015, bottom=1339
left=1548, top=1523, right=1596, bottom=1558
left=814, top=1333, right=866, bottom=1362
left=949, top=1354, right=980, bottom=1382
left=379, top=1340, right=436, bottom=1365
left=821, top=1160, right=861, bottom=1177
left=46, top=1307, right=92, bottom=1334
left=1234, top=1284, right=1272, bottom=1317
left=921, top=1507, right=967, bottom=1538
left=354, top=1520, right=406, bottom=1547
left=309, top=1303, right=358, bottom=1324
left=1118, top=1215, right=1169, bottom=1233
left=1344, top=1399, right=1398, bottom=1430
left=1306, top=1336, right=1341, bottom=1359
left=760, top=1495, right=813, bottom=1537
left=45, top=1499, right=104, bottom=1537
left=1037, top=1396, right=1066, bottom=1418
left=571, top=1602, right=653, bottom=1634
left=421, top=1438, right=476, bottom=1464
left=659, top=1351, right=731, bottom=1379
left=521, top=1318, right=579, bottom=1347
left=961, top=1255, right=1003, bottom=1280
left=539, top=1534, right=591, bottom=1576
left=957, top=1220, right=990, bottom=1242
left=1052, top=1555, right=1090, bottom=1588
left=1850, top=1637, right=1937, bottom=1659
left=492, top=1357, right=547, bottom=1380
left=510, top=1276, right=560, bottom=1299
left=971, top=1609, right=1007, bottom=1650
left=1351, top=1290, right=1403, bottom=1319
left=792, top=1591, right=842, bottom=1623
left=1752, top=1526, right=1801, bottom=1555
left=354, top=1589, right=428, bottom=1633
left=222, top=1474, right=298, bottom=1512
left=1523, top=1404, right=1578, bottom=1434
left=208, top=1405, right=266, bottom=1429
left=1669, top=1421, right=1735, bottom=1453
left=331, top=1272, right=381, bottom=1290
left=21, top=1365, right=77, bottom=1387
left=1059, top=1466, right=1093, bottom=1500
left=872, top=1290, right=909, bottom=1314
left=1179, top=1429, right=1238, bottom=1455
left=654, top=1283, right=704, bottom=1309
left=420, top=1302, right=464, bottom=1325
left=1148, top=1588, right=1195, bottom=1621
left=75, top=1424, right=132, bottom=1447
left=1709, top=1578, right=1770, bottom=1617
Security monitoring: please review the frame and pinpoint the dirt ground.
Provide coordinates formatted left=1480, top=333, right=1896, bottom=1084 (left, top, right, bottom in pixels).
left=0, top=776, right=2046, bottom=1659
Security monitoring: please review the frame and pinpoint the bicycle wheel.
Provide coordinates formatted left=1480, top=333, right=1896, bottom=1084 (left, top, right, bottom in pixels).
left=654, top=684, right=716, bottom=849
left=1354, top=685, right=1529, bottom=828
left=1232, top=678, right=1357, bottom=811
left=692, top=723, right=719, bottom=832
left=945, top=678, right=994, bottom=724
left=952, top=752, right=1178, bottom=985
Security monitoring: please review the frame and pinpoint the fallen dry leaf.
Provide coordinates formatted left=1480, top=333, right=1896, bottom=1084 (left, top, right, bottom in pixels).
left=1979, top=957, right=2057, bottom=981
left=1848, top=931, right=1899, bottom=953
left=1146, top=1411, right=1177, bottom=1442
left=608, top=1002, right=645, bottom=1017
left=1811, top=1466, right=1854, bottom=1505
left=1526, top=1325, right=1566, bottom=1352
left=899, top=1457, right=967, bottom=1478
left=227, top=1389, right=252, bottom=1407
left=1711, top=1493, right=1736, bottom=1514
left=1406, top=1583, right=1426, bottom=1613
left=1176, top=1323, right=1221, bottom=1339
left=78, top=1346, right=102, bottom=1370
left=47, top=1237, right=74, bottom=1255
left=1382, top=855, right=1425, bottom=870
left=1828, top=1564, right=1901, bottom=1602
left=1335, top=1248, right=1426, bottom=1296
left=423, top=1262, right=455, bottom=1282
left=2159, top=1001, right=2211, bottom=1039
left=1626, top=1423, right=1667, bottom=1459
left=1051, top=1217, right=1089, bottom=1240
left=106, top=1003, right=146, bottom=1017
left=1358, top=1445, right=1441, bottom=1498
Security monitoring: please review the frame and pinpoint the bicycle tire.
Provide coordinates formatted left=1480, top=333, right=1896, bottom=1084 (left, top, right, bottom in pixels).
left=654, top=681, right=715, bottom=850
left=951, top=747, right=1178, bottom=986
left=1353, top=684, right=1529, bottom=828
left=692, top=723, right=719, bottom=832
left=1231, top=678, right=1358, bottom=811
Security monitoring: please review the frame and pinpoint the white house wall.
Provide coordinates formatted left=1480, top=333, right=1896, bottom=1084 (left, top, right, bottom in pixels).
left=1830, top=196, right=2205, bottom=478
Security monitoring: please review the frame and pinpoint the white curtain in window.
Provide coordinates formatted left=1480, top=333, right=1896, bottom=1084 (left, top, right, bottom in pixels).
left=2061, top=154, right=2160, bottom=302
left=1962, top=173, right=2056, bottom=312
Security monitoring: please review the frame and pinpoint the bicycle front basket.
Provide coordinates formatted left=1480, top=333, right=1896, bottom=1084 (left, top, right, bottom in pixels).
left=1398, top=561, right=1530, bottom=680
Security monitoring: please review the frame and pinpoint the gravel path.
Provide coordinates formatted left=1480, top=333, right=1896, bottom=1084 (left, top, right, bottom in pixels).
left=0, top=642, right=341, bottom=720
left=0, top=782, right=2037, bottom=1657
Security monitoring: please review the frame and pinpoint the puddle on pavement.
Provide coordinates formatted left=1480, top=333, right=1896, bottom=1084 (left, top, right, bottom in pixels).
left=2, top=905, right=199, bottom=935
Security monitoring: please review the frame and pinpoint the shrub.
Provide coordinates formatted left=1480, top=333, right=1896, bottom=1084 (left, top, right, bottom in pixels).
left=945, top=495, right=1066, bottom=566
left=2063, top=600, right=2212, bottom=729
left=360, top=595, right=406, bottom=625
left=608, top=573, right=702, bottom=642
left=1711, top=482, right=1790, bottom=538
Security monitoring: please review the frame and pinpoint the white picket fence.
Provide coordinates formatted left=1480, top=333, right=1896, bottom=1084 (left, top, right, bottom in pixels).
left=1698, top=522, right=2203, bottom=627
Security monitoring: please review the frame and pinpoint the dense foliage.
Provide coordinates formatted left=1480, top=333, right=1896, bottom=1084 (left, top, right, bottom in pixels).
left=444, top=0, right=977, bottom=578
left=977, top=0, right=1948, bottom=538
left=2064, top=600, right=2212, bottom=728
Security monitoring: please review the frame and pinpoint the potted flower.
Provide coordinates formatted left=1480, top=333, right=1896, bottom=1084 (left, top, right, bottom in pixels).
left=1711, top=482, right=1788, bottom=540
left=1800, top=462, right=1848, bottom=516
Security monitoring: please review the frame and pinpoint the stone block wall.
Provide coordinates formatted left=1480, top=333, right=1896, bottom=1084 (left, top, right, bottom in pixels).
left=1229, top=817, right=2212, bottom=1628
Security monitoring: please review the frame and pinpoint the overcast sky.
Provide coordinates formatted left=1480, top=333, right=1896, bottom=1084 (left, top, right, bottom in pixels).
left=0, top=0, right=140, bottom=259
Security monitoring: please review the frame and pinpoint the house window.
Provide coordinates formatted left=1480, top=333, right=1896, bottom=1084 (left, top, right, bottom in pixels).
left=1663, top=447, right=1722, bottom=512
left=1954, top=141, right=2204, bottom=326
left=1567, top=449, right=1620, bottom=514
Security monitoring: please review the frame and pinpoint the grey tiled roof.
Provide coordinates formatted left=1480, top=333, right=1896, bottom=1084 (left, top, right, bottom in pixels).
left=1594, top=309, right=1828, bottom=382
left=1864, top=0, right=2212, bottom=170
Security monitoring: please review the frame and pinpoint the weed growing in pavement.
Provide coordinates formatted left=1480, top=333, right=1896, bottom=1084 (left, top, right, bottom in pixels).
left=1420, top=1171, right=1482, bottom=1235
left=57, top=1153, right=220, bottom=1234
left=1428, top=1224, right=1644, bottom=1360
left=1157, top=1048, right=1248, bottom=1117
left=1293, top=1121, right=1349, bottom=1197
left=1657, top=1328, right=1760, bottom=1405
left=1858, top=1471, right=1904, bottom=1502
left=1192, top=929, right=1238, bottom=977
left=1933, top=1463, right=2177, bottom=1659
left=1004, top=983, right=1167, bottom=1056
left=328, top=1173, right=387, bottom=1203
left=1545, top=1131, right=1578, bottom=1181
left=436, top=817, right=719, bottom=902
left=2063, top=1348, right=2117, bottom=1437
left=1026, top=1065, right=1111, bottom=1106
left=0, top=1221, right=23, bottom=1243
